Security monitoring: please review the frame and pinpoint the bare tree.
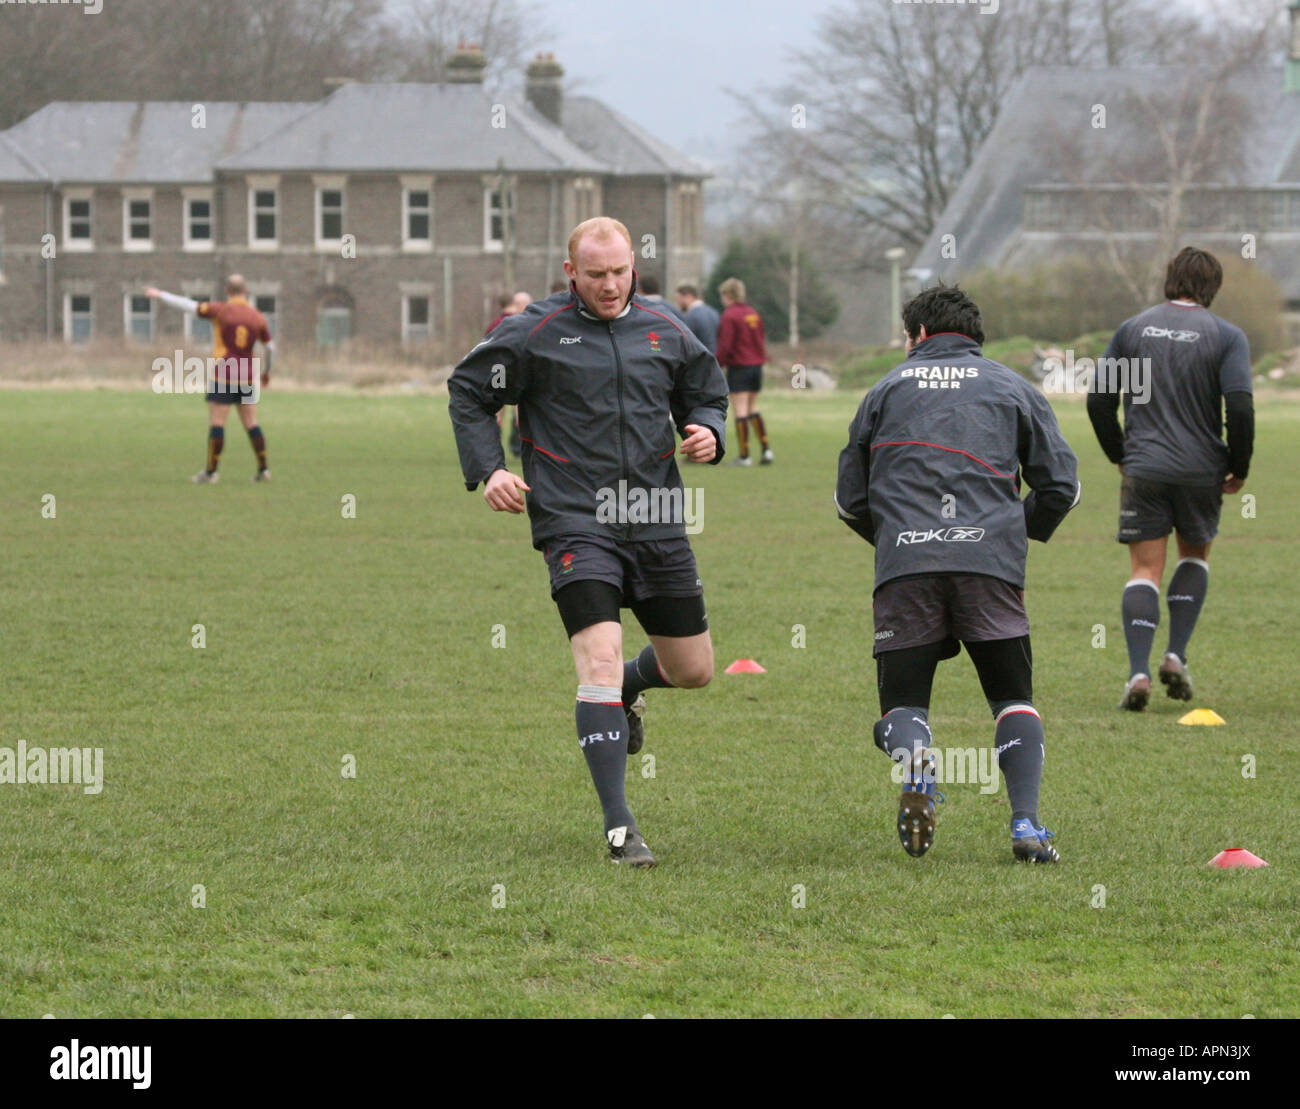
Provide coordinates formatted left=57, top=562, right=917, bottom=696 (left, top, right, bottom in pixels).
left=1053, top=8, right=1280, bottom=305
left=735, top=0, right=1211, bottom=269
left=385, top=0, right=542, bottom=88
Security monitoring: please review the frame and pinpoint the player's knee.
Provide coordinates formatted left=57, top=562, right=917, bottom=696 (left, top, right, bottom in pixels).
left=666, top=658, right=712, bottom=688
left=577, top=645, right=622, bottom=687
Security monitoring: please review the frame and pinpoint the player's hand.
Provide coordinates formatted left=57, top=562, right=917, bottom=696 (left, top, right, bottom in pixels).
left=1222, top=475, right=1244, bottom=494
left=261, top=373, right=270, bottom=388
left=484, top=468, right=530, bottom=513
left=680, top=424, right=716, bottom=463
left=144, top=287, right=161, bottom=299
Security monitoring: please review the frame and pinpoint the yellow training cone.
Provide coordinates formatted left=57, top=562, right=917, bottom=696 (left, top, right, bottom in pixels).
left=1178, top=708, right=1226, bottom=726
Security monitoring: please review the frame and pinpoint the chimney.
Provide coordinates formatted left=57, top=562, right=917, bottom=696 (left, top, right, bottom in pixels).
left=1288, top=2, right=1300, bottom=93
left=525, top=52, right=564, bottom=126
left=447, top=42, right=487, bottom=84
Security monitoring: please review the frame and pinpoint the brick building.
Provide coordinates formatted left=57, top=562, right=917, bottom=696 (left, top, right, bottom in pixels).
left=0, top=49, right=708, bottom=361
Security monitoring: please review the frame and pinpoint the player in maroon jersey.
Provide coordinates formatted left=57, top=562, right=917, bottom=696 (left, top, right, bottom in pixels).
left=147, top=275, right=274, bottom=483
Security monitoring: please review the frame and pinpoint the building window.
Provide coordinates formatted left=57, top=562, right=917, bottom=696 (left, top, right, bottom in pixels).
left=403, top=184, right=432, bottom=249
left=185, top=193, right=213, bottom=250
left=250, top=186, right=278, bottom=247
left=403, top=295, right=432, bottom=344
left=677, top=182, right=700, bottom=246
left=317, top=306, right=352, bottom=346
left=484, top=183, right=515, bottom=252
left=64, top=192, right=93, bottom=250
left=124, top=193, right=152, bottom=250
left=318, top=187, right=344, bottom=245
left=125, top=293, right=154, bottom=341
left=254, top=295, right=277, bottom=338
left=573, top=177, right=597, bottom=225
left=65, top=293, right=93, bottom=343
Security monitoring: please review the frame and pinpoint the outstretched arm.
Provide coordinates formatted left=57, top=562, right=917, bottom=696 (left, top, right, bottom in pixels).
left=145, top=287, right=199, bottom=314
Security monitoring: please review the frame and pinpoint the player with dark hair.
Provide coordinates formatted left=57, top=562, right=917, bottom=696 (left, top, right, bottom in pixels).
left=146, top=275, right=272, bottom=483
left=449, top=217, right=728, bottom=868
left=835, top=283, right=1079, bottom=862
left=675, top=283, right=720, bottom=354
left=1087, top=246, right=1254, bottom=710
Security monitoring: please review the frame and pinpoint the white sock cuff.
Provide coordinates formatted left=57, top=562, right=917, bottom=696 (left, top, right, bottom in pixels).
left=577, top=684, right=623, bottom=705
left=995, top=703, right=1040, bottom=725
left=1124, top=578, right=1160, bottom=593
left=1173, top=558, right=1209, bottom=573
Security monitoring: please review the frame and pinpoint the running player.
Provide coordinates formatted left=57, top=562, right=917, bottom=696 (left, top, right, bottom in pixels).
left=835, top=284, right=1079, bottom=862
left=448, top=217, right=728, bottom=868
left=146, top=275, right=273, bottom=483
left=1087, top=247, right=1254, bottom=710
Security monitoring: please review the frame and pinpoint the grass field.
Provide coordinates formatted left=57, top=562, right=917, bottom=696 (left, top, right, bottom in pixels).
left=1, top=387, right=1297, bottom=1018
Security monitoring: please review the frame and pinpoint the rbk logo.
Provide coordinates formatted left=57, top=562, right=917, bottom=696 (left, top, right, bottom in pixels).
left=559, top=336, right=582, bottom=344
left=896, top=527, right=986, bottom=546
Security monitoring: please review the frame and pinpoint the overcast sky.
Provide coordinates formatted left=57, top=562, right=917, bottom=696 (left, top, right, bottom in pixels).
left=539, top=0, right=839, bottom=167
left=534, top=0, right=1265, bottom=168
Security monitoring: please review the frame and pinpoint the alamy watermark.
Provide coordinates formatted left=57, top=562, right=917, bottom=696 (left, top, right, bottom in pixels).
left=152, top=351, right=263, bottom=403
left=1042, top=350, right=1153, bottom=404
left=892, top=0, right=999, bottom=13
left=0, top=742, right=103, bottom=795
left=596, top=482, right=704, bottom=534
left=891, top=745, right=1000, bottom=794
left=2, top=0, right=103, bottom=12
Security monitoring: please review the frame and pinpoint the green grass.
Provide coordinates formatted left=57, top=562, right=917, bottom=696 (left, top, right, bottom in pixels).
left=1, top=388, right=1297, bottom=1017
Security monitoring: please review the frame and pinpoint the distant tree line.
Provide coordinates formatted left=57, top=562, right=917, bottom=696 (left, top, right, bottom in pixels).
left=0, top=0, right=540, bottom=130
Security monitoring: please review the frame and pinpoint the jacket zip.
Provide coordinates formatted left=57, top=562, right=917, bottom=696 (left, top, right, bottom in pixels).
left=608, top=320, right=633, bottom=541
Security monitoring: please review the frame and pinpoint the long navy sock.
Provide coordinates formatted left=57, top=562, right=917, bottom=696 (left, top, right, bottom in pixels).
left=1166, top=558, right=1209, bottom=664
left=873, top=706, right=934, bottom=786
left=992, top=701, right=1045, bottom=826
left=576, top=686, right=634, bottom=834
left=1121, top=579, right=1160, bottom=677
left=622, top=644, right=672, bottom=706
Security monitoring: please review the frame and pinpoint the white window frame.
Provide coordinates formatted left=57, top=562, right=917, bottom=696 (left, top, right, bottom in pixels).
left=64, top=291, right=93, bottom=343
left=123, top=291, right=155, bottom=341
left=677, top=181, right=700, bottom=246
left=573, top=177, right=597, bottom=226
left=401, top=175, right=433, bottom=252
left=483, top=177, right=515, bottom=253
left=314, top=175, right=346, bottom=251
left=253, top=293, right=278, bottom=339
left=63, top=189, right=94, bottom=252
left=247, top=176, right=280, bottom=250
left=401, top=287, right=434, bottom=345
left=183, top=188, right=215, bottom=252
left=122, top=188, right=153, bottom=252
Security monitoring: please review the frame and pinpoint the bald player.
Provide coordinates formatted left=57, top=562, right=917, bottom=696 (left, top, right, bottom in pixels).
left=448, top=217, right=729, bottom=868
left=146, top=275, right=273, bottom=483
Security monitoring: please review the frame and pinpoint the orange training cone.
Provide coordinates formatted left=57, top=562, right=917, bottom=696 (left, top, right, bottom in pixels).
left=724, top=659, right=766, bottom=674
left=1208, top=848, right=1268, bottom=868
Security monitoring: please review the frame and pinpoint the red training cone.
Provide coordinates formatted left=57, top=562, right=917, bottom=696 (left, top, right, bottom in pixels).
left=724, top=658, right=766, bottom=674
left=1208, top=848, right=1268, bottom=868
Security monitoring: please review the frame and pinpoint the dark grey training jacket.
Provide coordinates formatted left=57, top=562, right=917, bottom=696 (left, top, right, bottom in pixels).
left=835, top=333, right=1080, bottom=590
left=448, top=288, right=728, bottom=549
